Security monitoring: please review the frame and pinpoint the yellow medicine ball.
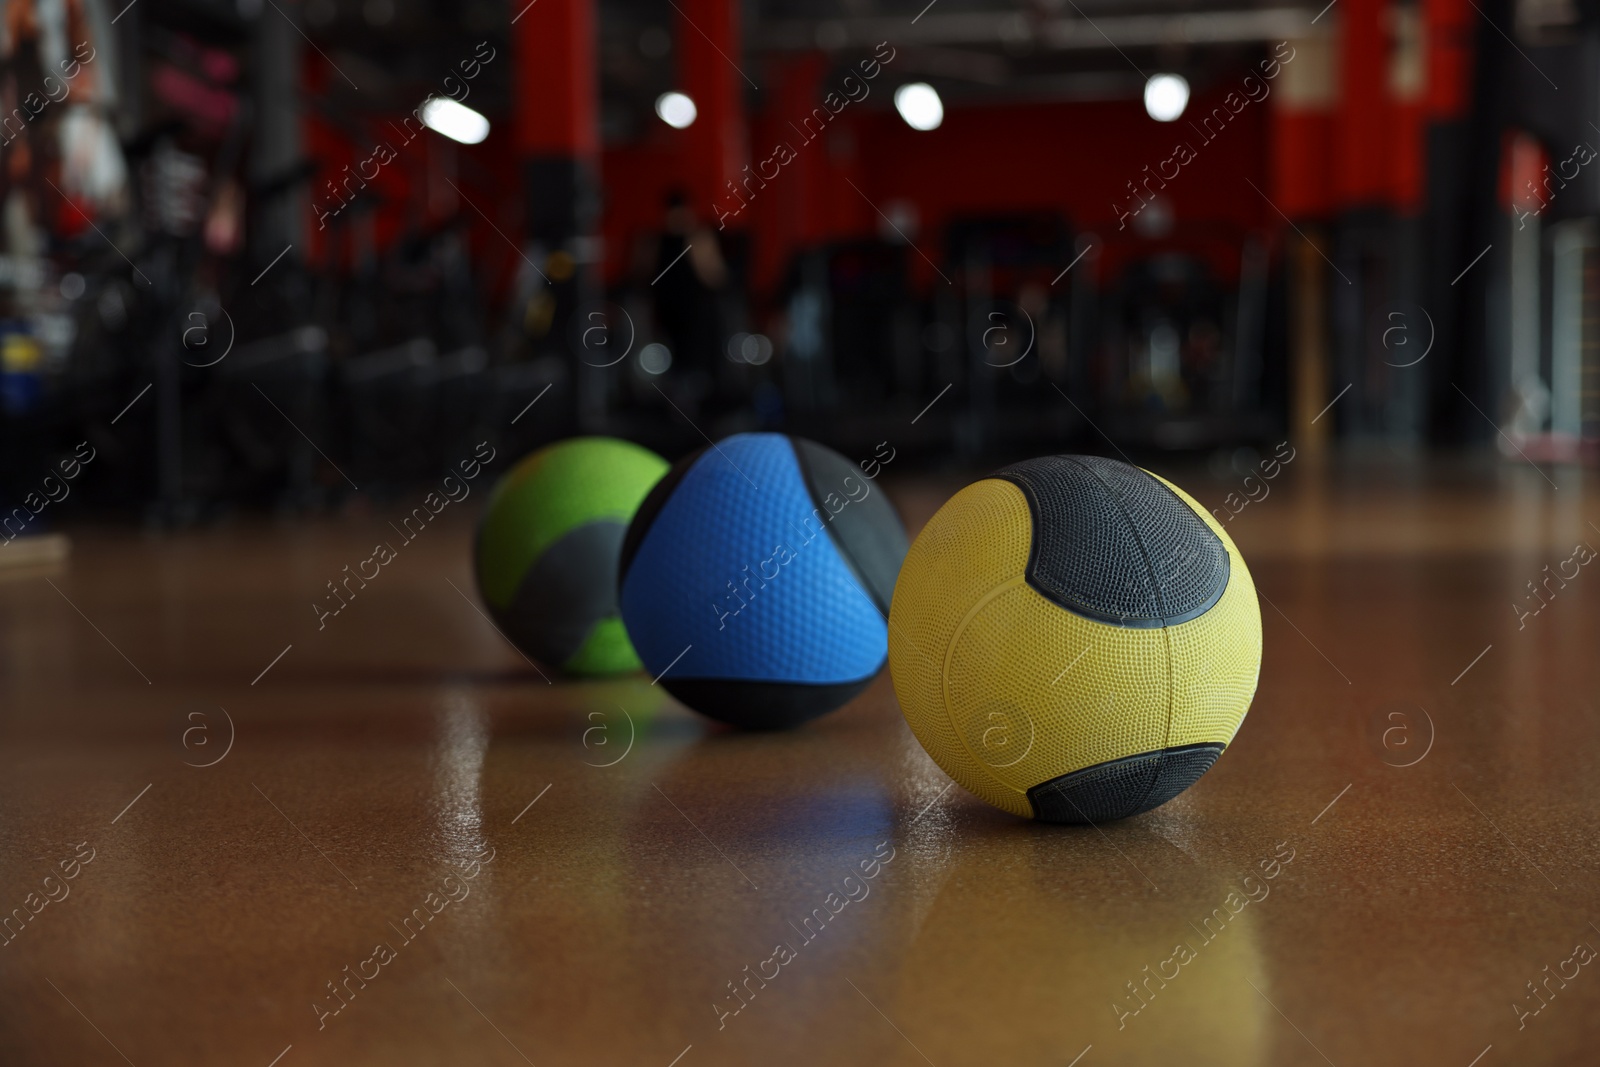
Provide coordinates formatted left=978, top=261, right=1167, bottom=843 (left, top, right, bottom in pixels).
left=888, top=455, right=1261, bottom=823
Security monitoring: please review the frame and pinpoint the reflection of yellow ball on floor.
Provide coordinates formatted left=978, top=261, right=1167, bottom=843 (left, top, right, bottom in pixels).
left=888, top=455, right=1261, bottom=823
left=886, top=832, right=1272, bottom=1064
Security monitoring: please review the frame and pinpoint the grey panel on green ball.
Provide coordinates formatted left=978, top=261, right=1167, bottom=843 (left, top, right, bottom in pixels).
left=1026, top=742, right=1225, bottom=823
left=496, top=519, right=628, bottom=666
left=789, top=437, right=908, bottom=615
left=993, top=455, right=1228, bottom=628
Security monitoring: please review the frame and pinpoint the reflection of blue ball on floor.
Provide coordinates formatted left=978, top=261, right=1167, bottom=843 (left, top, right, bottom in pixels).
left=618, top=432, right=908, bottom=729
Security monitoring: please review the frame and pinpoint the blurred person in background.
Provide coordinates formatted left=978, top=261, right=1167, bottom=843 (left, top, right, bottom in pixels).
left=652, top=189, right=726, bottom=410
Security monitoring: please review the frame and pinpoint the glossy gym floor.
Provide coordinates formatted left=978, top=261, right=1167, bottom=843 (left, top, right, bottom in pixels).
left=0, top=459, right=1596, bottom=1066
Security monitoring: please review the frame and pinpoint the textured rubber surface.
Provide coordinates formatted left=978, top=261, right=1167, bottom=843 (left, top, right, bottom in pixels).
left=994, top=455, right=1228, bottom=627
left=661, top=677, right=878, bottom=730
left=887, top=462, right=1260, bottom=820
left=619, top=444, right=707, bottom=586
left=1027, top=742, right=1225, bottom=823
left=790, top=437, right=908, bottom=615
left=619, top=433, right=903, bottom=724
left=477, top=437, right=668, bottom=609
left=474, top=436, right=668, bottom=676
left=564, top=614, right=634, bottom=676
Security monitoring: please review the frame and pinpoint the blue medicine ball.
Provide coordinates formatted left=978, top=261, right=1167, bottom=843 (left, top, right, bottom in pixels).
left=618, top=433, right=908, bottom=729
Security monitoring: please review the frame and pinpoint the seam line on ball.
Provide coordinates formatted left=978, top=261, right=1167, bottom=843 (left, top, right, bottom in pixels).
left=786, top=435, right=885, bottom=615
left=1078, top=457, right=1167, bottom=616
left=940, top=574, right=1031, bottom=807
left=994, top=461, right=1230, bottom=628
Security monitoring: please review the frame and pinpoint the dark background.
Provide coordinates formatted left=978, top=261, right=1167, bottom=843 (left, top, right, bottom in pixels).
left=3, top=0, right=1596, bottom=521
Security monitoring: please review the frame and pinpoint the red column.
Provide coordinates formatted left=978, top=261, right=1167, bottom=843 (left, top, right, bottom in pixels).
left=1390, top=3, right=1427, bottom=212
left=510, top=0, right=602, bottom=419
left=747, top=53, right=826, bottom=289
left=513, top=0, right=598, bottom=163
left=1269, top=35, right=1336, bottom=217
left=677, top=0, right=747, bottom=222
left=1335, top=0, right=1392, bottom=209
left=1425, top=0, right=1474, bottom=122
left=512, top=0, right=599, bottom=247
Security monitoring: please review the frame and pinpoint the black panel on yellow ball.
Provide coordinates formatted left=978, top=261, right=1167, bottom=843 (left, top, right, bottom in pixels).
left=993, top=455, right=1229, bottom=627
left=887, top=455, right=1262, bottom=825
left=1026, top=742, right=1225, bottom=823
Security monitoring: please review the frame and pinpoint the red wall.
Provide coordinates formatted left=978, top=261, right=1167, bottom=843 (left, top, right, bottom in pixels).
left=300, top=46, right=523, bottom=292
left=600, top=75, right=1276, bottom=297
left=298, top=0, right=1483, bottom=308
left=851, top=89, right=1273, bottom=287
left=307, top=6, right=1483, bottom=306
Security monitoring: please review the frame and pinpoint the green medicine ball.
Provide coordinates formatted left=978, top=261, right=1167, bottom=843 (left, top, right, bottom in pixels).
left=474, top=437, right=669, bottom=676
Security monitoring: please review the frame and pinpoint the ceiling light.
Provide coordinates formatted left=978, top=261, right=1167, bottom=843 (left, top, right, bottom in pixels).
left=894, top=83, right=943, bottom=131
left=1144, top=74, right=1189, bottom=122
left=421, top=97, right=489, bottom=144
left=655, top=92, right=697, bottom=129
